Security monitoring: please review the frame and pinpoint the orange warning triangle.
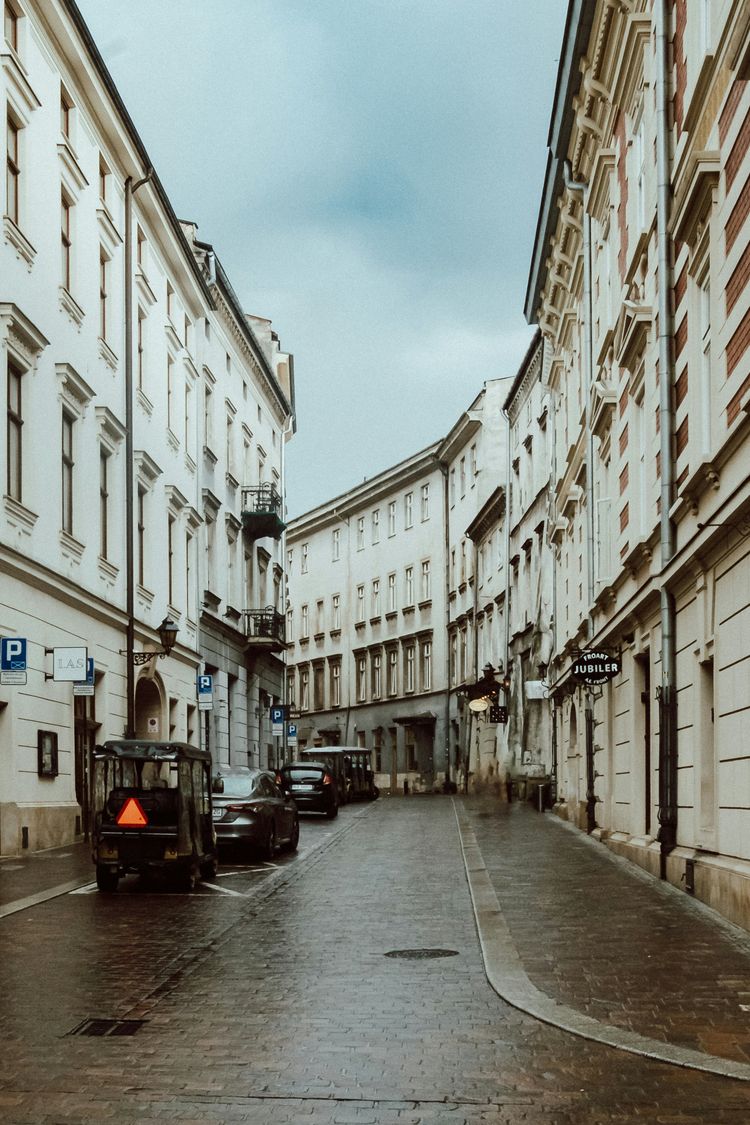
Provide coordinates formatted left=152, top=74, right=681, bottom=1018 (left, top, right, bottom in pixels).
left=116, top=797, right=148, bottom=827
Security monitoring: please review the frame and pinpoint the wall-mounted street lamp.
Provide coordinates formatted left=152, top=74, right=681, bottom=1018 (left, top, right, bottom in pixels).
left=127, top=616, right=178, bottom=666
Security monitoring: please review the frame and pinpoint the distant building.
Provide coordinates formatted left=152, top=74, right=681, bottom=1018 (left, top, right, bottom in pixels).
left=286, top=380, right=513, bottom=793
left=0, top=0, right=293, bottom=853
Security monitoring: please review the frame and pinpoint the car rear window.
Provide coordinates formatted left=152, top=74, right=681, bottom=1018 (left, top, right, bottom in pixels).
left=285, top=768, right=325, bottom=782
left=215, top=775, right=256, bottom=798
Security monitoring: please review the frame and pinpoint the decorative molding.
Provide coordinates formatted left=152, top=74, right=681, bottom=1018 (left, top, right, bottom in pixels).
left=96, top=205, right=123, bottom=255
left=95, top=406, right=126, bottom=451
left=134, top=450, right=162, bottom=486
left=1, top=51, right=41, bottom=122
left=3, top=216, right=36, bottom=268
left=58, top=141, right=88, bottom=197
left=59, top=286, right=85, bottom=328
left=0, top=303, right=48, bottom=367
left=3, top=494, right=37, bottom=532
left=55, top=362, right=95, bottom=415
left=59, top=529, right=85, bottom=562
left=671, top=152, right=720, bottom=247
left=98, top=337, right=118, bottom=371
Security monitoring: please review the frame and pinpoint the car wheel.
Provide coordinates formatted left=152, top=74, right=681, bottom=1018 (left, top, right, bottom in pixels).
left=96, top=864, right=119, bottom=893
left=325, top=803, right=338, bottom=819
left=261, top=824, right=276, bottom=860
left=286, top=817, right=299, bottom=852
left=200, top=856, right=218, bottom=881
left=175, top=861, right=198, bottom=893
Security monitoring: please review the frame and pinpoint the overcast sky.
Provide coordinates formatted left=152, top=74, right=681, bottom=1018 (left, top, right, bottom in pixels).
left=76, top=0, right=567, bottom=516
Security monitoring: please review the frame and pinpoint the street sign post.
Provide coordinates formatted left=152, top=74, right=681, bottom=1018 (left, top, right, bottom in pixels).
left=1, top=637, right=27, bottom=685
left=197, top=673, right=213, bottom=711
left=49, top=646, right=88, bottom=683
left=73, top=658, right=95, bottom=697
left=270, top=705, right=285, bottom=737
left=287, top=722, right=298, bottom=749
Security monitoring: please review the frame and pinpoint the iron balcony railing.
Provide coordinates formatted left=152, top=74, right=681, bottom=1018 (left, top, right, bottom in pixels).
left=240, top=484, right=286, bottom=540
left=242, top=607, right=286, bottom=646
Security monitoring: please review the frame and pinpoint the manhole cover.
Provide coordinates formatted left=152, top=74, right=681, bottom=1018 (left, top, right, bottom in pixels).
left=384, top=948, right=459, bottom=960
left=67, top=1018, right=146, bottom=1037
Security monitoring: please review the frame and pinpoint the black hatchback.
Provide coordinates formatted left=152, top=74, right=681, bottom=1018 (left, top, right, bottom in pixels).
left=277, top=762, right=338, bottom=818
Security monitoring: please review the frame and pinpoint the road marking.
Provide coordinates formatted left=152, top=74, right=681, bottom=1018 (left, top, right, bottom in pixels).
left=0, top=877, right=95, bottom=918
left=70, top=883, right=98, bottom=895
left=201, top=882, right=246, bottom=897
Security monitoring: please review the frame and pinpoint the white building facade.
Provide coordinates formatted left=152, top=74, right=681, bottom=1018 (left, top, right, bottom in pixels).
left=0, top=0, right=294, bottom=853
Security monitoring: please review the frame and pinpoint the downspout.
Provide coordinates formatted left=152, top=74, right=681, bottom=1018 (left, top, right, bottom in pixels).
left=563, top=158, right=597, bottom=834
left=655, top=0, right=678, bottom=878
left=438, top=461, right=452, bottom=788
left=124, top=168, right=153, bottom=739
left=501, top=407, right=512, bottom=772
left=279, top=409, right=294, bottom=769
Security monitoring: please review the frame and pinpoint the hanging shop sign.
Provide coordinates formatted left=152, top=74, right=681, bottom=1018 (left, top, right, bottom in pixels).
left=571, top=650, right=621, bottom=685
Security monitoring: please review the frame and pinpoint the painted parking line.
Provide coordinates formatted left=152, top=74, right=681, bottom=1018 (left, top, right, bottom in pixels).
left=201, top=882, right=246, bottom=897
left=0, top=877, right=95, bottom=917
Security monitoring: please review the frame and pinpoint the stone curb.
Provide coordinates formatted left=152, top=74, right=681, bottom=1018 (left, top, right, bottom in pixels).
left=453, top=799, right=750, bottom=1083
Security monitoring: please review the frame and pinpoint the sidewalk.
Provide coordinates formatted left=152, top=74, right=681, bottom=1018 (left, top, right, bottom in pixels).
left=0, top=838, right=92, bottom=916
left=458, top=794, right=750, bottom=1077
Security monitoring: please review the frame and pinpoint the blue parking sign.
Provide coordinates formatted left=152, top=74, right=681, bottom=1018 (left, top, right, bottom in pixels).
left=1, top=637, right=26, bottom=671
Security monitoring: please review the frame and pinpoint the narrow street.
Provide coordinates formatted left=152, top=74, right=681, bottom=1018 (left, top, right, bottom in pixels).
left=2, top=799, right=750, bottom=1124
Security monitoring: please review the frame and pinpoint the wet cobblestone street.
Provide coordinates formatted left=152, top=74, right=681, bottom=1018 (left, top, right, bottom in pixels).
left=2, top=798, right=750, bottom=1123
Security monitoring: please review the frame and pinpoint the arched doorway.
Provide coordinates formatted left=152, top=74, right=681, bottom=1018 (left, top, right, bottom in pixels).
left=134, top=675, right=164, bottom=740
left=568, top=701, right=579, bottom=822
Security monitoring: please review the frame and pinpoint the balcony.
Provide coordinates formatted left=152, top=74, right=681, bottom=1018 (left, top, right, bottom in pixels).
left=241, top=484, right=285, bottom=540
left=243, top=606, right=286, bottom=652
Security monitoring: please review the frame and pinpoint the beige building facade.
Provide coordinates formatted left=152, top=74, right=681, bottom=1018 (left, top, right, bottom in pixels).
left=526, top=0, right=750, bottom=926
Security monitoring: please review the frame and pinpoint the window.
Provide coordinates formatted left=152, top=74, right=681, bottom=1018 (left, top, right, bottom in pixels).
left=60, top=192, right=72, bottom=290
left=99, top=249, right=108, bottom=340
left=357, top=515, right=365, bottom=549
left=60, top=87, right=72, bottom=139
left=460, top=540, right=466, bottom=583
left=450, top=468, right=456, bottom=505
left=332, top=593, right=341, bottom=630
left=356, top=584, right=365, bottom=621
left=450, top=633, right=457, bottom=685
left=300, top=667, right=309, bottom=710
left=372, top=508, right=380, bottom=543
left=315, top=598, right=324, bottom=633
left=301, top=543, right=308, bottom=573
left=4, top=1, right=18, bottom=51
left=421, top=483, right=430, bottom=521
left=421, top=640, right=432, bottom=691
left=459, top=627, right=467, bottom=681
left=313, top=664, right=325, bottom=710
left=137, top=486, right=146, bottom=585
left=635, top=112, right=646, bottom=232
left=6, top=114, right=19, bottom=224
left=332, top=527, right=340, bottom=560
left=470, top=443, right=478, bottom=477
left=99, top=448, right=109, bottom=558
left=286, top=607, right=293, bottom=638
left=372, top=578, right=380, bottom=617
left=166, top=281, right=175, bottom=322
left=405, top=644, right=415, bottom=692
left=137, top=310, right=145, bottom=390
left=460, top=457, right=466, bottom=496
left=287, top=547, right=292, bottom=572
left=185, top=532, right=193, bottom=617
left=405, top=565, right=414, bottom=606
left=387, top=572, right=396, bottom=612
left=699, top=274, right=711, bottom=457
left=357, top=656, right=367, bottom=702
left=6, top=358, right=22, bottom=501
left=225, top=412, right=233, bottom=472
left=387, top=649, right=398, bottom=695
left=388, top=500, right=396, bottom=536
left=330, top=660, right=341, bottom=707
left=167, top=515, right=175, bottom=605
left=287, top=671, right=296, bottom=708
left=404, top=491, right=413, bottom=528
left=203, top=380, right=213, bottom=448
left=372, top=652, right=382, bottom=699
left=167, top=356, right=175, bottom=431
left=421, top=559, right=431, bottom=601
left=98, top=156, right=109, bottom=205
left=300, top=603, right=309, bottom=637
left=61, top=410, right=74, bottom=534
left=136, top=225, right=146, bottom=269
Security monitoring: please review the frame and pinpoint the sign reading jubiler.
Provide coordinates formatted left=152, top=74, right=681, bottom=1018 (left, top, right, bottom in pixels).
left=571, top=650, right=621, bottom=685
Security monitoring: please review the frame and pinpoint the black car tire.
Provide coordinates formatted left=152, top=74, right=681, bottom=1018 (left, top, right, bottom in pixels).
left=96, top=864, right=119, bottom=893
left=200, top=856, right=218, bottom=881
left=261, top=824, right=276, bottom=860
left=175, top=860, right=198, bottom=893
left=325, top=803, right=338, bottom=819
left=286, top=817, right=299, bottom=852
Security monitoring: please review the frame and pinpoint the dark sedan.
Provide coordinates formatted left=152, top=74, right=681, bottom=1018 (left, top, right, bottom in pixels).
left=212, top=767, right=299, bottom=858
left=277, top=762, right=339, bottom=818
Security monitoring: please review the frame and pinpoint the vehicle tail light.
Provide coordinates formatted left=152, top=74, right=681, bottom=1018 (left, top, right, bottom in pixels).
left=226, top=802, right=259, bottom=813
left=275, top=774, right=283, bottom=786
left=322, top=774, right=331, bottom=786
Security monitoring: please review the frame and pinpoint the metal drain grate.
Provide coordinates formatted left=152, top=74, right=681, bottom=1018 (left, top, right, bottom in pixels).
left=384, top=948, right=459, bottom=960
left=67, top=1018, right=146, bottom=1037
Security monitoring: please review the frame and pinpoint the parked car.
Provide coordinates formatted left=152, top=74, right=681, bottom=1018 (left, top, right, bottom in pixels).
left=299, top=747, right=379, bottom=802
left=211, top=767, right=299, bottom=858
left=277, top=762, right=339, bottom=818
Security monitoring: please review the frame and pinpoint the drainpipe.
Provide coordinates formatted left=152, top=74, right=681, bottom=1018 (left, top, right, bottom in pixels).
left=655, top=0, right=678, bottom=878
left=124, top=168, right=153, bottom=739
left=438, top=460, right=452, bottom=788
left=279, top=409, right=294, bottom=769
left=501, top=407, right=511, bottom=745
left=563, top=159, right=597, bottom=834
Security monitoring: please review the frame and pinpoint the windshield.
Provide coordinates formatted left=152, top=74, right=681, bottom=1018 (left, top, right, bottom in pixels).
left=285, top=768, right=325, bottom=781
left=213, top=774, right=256, bottom=798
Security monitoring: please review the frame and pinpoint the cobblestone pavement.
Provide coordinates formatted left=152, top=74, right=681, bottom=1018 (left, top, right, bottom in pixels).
left=2, top=796, right=750, bottom=1122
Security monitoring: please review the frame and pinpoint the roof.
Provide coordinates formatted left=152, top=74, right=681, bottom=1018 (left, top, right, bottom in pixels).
left=95, top=740, right=210, bottom=762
